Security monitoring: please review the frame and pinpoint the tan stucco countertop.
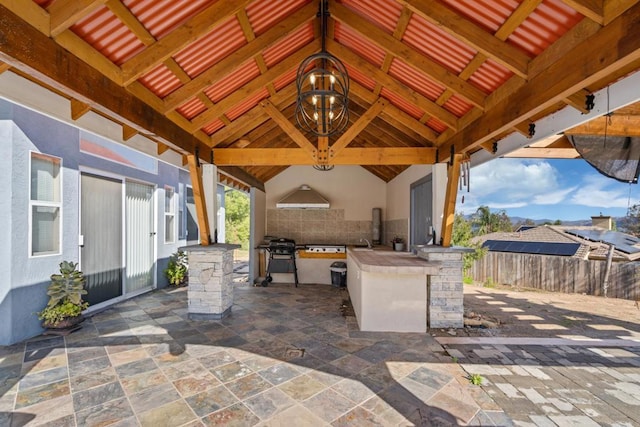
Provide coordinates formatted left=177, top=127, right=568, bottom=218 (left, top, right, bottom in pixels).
left=347, top=246, right=440, bottom=275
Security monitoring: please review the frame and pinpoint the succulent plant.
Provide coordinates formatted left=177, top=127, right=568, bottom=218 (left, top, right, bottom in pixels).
left=46, top=261, right=87, bottom=307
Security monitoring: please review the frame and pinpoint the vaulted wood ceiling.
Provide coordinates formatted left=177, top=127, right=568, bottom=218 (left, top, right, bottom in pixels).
left=1, top=0, right=640, bottom=186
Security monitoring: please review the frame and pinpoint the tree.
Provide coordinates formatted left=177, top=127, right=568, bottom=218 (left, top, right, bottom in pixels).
left=451, top=212, right=487, bottom=278
left=623, top=204, right=640, bottom=236
left=225, top=189, right=250, bottom=249
left=471, top=206, right=513, bottom=235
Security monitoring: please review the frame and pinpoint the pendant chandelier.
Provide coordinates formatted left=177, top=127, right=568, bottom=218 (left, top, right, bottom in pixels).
left=295, top=0, right=349, bottom=137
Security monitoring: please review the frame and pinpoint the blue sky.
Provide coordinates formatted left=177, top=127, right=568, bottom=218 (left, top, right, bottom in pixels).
left=456, top=158, right=640, bottom=221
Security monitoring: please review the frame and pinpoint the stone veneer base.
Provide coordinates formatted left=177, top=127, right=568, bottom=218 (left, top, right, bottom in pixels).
left=188, top=307, right=232, bottom=321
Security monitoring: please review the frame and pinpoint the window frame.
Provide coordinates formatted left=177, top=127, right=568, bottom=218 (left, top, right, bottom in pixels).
left=29, top=151, right=63, bottom=258
left=164, top=185, right=176, bottom=244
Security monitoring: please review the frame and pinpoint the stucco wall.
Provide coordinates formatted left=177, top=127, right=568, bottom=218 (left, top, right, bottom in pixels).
left=250, top=188, right=266, bottom=283
left=0, top=97, right=192, bottom=345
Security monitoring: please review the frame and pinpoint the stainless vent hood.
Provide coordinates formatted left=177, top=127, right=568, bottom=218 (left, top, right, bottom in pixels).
left=276, top=185, right=330, bottom=209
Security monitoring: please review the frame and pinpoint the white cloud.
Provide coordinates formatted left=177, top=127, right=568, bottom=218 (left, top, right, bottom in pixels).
left=468, top=159, right=566, bottom=205
left=569, top=174, right=632, bottom=208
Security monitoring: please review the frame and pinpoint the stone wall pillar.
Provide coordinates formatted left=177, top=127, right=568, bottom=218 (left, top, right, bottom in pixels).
left=417, top=247, right=471, bottom=329
left=182, top=244, right=239, bottom=320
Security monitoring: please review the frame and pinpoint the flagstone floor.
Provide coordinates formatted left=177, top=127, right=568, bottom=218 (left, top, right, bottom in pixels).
left=0, top=283, right=508, bottom=426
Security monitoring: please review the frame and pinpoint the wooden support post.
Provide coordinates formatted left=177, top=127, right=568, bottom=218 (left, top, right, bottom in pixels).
left=440, top=154, right=462, bottom=247
left=187, top=154, right=211, bottom=246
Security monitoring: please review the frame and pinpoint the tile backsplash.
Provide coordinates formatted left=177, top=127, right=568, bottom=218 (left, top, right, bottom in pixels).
left=384, top=218, right=408, bottom=246
left=266, top=209, right=372, bottom=245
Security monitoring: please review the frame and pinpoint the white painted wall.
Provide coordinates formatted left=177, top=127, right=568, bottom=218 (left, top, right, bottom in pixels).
left=386, top=164, right=448, bottom=245
left=265, top=166, right=386, bottom=220
left=250, top=187, right=266, bottom=284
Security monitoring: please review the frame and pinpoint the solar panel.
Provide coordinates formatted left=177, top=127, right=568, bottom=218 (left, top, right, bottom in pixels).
left=565, top=229, right=640, bottom=254
left=483, top=240, right=580, bottom=256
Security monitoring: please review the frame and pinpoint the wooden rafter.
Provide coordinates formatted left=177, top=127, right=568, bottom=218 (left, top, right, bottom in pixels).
left=329, top=98, right=387, bottom=157
left=561, top=0, right=605, bottom=24
left=261, top=100, right=317, bottom=157
left=0, top=4, right=209, bottom=161
left=439, top=2, right=640, bottom=162
left=48, top=0, right=107, bottom=37
left=120, top=1, right=253, bottom=85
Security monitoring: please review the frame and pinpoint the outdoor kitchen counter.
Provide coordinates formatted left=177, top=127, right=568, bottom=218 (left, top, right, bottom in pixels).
left=347, top=246, right=440, bottom=275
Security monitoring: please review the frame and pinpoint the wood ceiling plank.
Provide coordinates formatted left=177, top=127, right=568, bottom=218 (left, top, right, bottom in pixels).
left=0, top=4, right=207, bottom=160
left=438, top=2, right=640, bottom=162
left=329, top=98, right=387, bottom=157
left=402, top=0, right=530, bottom=78
left=121, top=0, right=253, bottom=85
left=603, top=0, right=640, bottom=24
left=331, top=3, right=486, bottom=109
left=70, top=98, right=90, bottom=120
left=48, top=0, right=107, bottom=37
left=328, top=41, right=459, bottom=129
left=261, top=99, right=317, bottom=156
left=189, top=42, right=318, bottom=132
left=218, top=166, right=264, bottom=191
left=0, top=0, right=50, bottom=35
left=561, top=0, right=605, bottom=24
left=161, top=2, right=315, bottom=111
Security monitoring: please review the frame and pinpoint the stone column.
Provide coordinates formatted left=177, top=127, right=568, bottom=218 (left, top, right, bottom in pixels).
left=182, top=244, right=239, bottom=320
left=417, top=247, right=471, bottom=329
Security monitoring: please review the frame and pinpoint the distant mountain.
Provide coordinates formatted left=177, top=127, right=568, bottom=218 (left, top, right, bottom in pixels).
left=509, top=217, right=591, bottom=226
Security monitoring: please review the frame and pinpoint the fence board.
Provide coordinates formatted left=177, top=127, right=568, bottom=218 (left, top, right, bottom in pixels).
left=470, top=253, right=640, bottom=300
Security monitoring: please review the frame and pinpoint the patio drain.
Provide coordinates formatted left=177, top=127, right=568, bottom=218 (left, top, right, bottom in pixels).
left=284, top=347, right=305, bottom=358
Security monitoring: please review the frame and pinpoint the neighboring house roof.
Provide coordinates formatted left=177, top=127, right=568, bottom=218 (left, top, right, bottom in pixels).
left=473, top=225, right=640, bottom=262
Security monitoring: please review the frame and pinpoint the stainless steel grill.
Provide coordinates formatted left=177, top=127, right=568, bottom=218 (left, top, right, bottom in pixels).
left=262, top=238, right=298, bottom=287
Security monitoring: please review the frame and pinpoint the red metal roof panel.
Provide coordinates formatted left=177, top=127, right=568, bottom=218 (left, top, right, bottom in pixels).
left=338, top=0, right=402, bottom=34
left=204, top=60, right=261, bottom=103
left=202, top=119, right=225, bottom=136
left=441, top=0, right=519, bottom=35
left=138, top=64, right=182, bottom=98
left=508, top=0, right=583, bottom=56
left=274, top=67, right=298, bottom=91
left=443, top=95, right=474, bottom=117
left=425, top=117, right=448, bottom=133
left=71, top=6, right=144, bottom=65
left=125, top=0, right=218, bottom=40
left=225, top=88, right=270, bottom=121
left=176, top=98, right=207, bottom=121
left=468, top=59, right=513, bottom=93
left=334, top=22, right=386, bottom=67
left=173, top=17, right=246, bottom=79
left=345, top=64, right=376, bottom=91
left=246, top=0, right=311, bottom=36
left=388, top=58, right=446, bottom=101
left=402, top=14, right=477, bottom=75
left=380, top=88, right=423, bottom=120
left=263, top=23, right=315, bottom=68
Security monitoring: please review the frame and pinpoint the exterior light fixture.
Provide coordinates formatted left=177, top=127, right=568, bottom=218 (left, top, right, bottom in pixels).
left=295, top=0, right=349, bottom=137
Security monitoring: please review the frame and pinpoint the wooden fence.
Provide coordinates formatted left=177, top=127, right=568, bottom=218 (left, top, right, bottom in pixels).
left=470, top=252, right=640, bottom=300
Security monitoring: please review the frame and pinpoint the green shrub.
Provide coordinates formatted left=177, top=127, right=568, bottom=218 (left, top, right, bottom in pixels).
left=165, top=251, right=188, bottom=286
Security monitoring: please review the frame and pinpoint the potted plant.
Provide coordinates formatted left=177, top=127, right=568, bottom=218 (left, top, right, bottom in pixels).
left=164, top=250, right=188, bottom=287
left=392, top=236, right=405, bottom=251
left=38, top=261, right=89, bottom=332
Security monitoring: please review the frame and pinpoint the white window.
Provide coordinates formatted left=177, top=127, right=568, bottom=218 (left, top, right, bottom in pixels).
left=30, top=152, right=62, bottom=257
left=165, top=186, right=176, bottom=243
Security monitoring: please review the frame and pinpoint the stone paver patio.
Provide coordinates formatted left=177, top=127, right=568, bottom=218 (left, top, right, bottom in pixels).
left=3, top=282, right=640, bottom=426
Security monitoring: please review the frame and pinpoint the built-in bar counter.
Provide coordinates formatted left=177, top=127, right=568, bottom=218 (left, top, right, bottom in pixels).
left=346, top=246, right=469, bottom=332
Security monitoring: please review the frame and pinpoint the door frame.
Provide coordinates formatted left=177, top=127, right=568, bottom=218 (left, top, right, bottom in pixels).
left=79, top=167, right=157, bottom=313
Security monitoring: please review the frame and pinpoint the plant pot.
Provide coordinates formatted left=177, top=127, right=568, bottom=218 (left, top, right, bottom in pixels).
left=42, top=315, right=85, bottom=335
left=394, top=242, right=404, bottom=251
